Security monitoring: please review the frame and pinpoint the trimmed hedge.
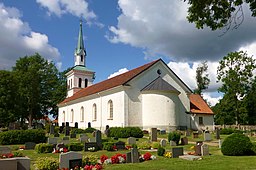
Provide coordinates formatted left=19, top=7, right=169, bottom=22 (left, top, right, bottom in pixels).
left=109, top=127, right=143, bottom=138
left=168, top=131, right=181, bottom=145
left=220, top=128, right=243, bottom=135
left=35, top=143, right=54, bottom=153
left=71, top=128, right=87, bottom=134
left=84, top=127, right=97, bottom=133
left=103, top=142, right=115, bottom=151
left=221, top=133, right=253, bottom=156
left=0, top=129, right=46, bottom=145
left=66, top=142, right=84, bottom=151
left=35, top=157, right=59, bottom=170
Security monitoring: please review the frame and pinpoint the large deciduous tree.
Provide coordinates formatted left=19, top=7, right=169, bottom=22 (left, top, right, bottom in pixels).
left=185, top=0, right=256, bottom=31
left=194, top=61, right=210, bottom=95
left=217, top=51, right=256, bottom=124
left=13, top=53, right=65, bottom=127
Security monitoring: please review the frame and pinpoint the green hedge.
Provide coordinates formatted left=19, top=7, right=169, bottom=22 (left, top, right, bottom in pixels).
left=103, top=142, right=115, bottom=151
left=35, top=143, right=54, bottom=153
left=0, top=129, right=46, bottom=145
left=168, top=131, right=181, bottom=145
left=84, top=127, right=97, bottom=133
left=109, top=127, right=143, bottom=138
left=220, top=128, right=243, bottom=135
left=35, top=157, right=59, bottom=170
left=221, top=133, right=253, bottom=156
left=66, top=142, right=84, bottom=151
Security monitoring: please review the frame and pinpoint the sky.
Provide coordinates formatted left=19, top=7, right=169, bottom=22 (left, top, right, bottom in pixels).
left=1, top=0, right=256, bottom=106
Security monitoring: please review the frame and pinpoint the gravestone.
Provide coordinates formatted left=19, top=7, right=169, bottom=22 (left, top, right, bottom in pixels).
left=65, top=122, right=70, bottom=136
left=131, top=148, right=139, bottom=163
left=127, top=137, right=136, bottom=145
left=204, top=131, right=211, bottom=141
left=181, top=137, right=188, bottom=145
left=160, top=139, right=167, bottom=147
left=59, top=151, right=82, bottom=169
left=151, top=128, right=157, bottom=142
left=115, top=141, right=126, bottom=150
left=171, top=147, right=184, bottom=158
left=84, top=142, right=98, bottom=151
left=193, top=132, right=199, bottom=138
left=185, top=130, right=191, bottom=136
left=88, top=122, right=91, bottom=128
left=95, top=130, right=102, bottom=149
left=0, top=146, right=11, bottom=154
left=74, top=122, right=78, bottom=128
left=104, top=125, right=110, bottom=137
left=63, top=136, right=70, bottom=145
left=25, top=142, right=36, bottom=150
left=170, top=141, right=177, bottom=146
left=88, top=137, right=96, bottom=142
left=216, top=128, right=220, bottom=139
left=195, top=141, right=203, bottom=156
left=50, top=125, right=55, bottom=135
left=201, top=144, right=209, bottom=156
left=80, top=136, right=89, bottom=143
left=48, top=137, right=58, bottom=145
left=126, top=152, right=132, bottom=163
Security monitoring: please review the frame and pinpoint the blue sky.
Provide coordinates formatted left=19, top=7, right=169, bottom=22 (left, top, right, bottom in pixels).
left=1, top=0, right=256, bottom=105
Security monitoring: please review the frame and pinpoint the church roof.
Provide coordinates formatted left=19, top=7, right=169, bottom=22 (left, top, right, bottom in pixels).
left=141, top=76, right=180, bottom=94
left=75, top=21, right=86, bottom=56
left=189, top=94, right=214, bottom=115
left=60, top=59, right=161, bottom=105
left=72, top=65, right=94, bottom=72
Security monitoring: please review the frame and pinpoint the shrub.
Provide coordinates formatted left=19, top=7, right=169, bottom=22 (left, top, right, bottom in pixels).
left=66, top=142, right=83, bottom=151
left=251, top=142, right=256, bottom=155
left=83, top=154, right=99, bottom=166
left=85, top=127, right=97, bottom=133
left=0, top=129, right=46, bottom=145
left=221, top=133, right=253, bottom=156
left=220, top=128, right=243, bottom=135
left=35, top=143, right=54, bottom=153
left=103, top=142, right=115, bottom=151
left=151, top=142, right=160, bottom=149
left=71, top=128, right=87, bottom=134
left=157, top=146, right=165, bottom=156
left=138, top=141, right=151, bottom=149
left=168, top=131, right=181, bottom=145
left=109, top=127, right=143, bottom=138
left=35, top=157, right=59, bottom=170
left=13, top=151, right=24, bottom=157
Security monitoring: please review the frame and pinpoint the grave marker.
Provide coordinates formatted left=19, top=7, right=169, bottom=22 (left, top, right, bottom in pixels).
left=201, top=144, right=209, bottom=156
left=127, top=137, right=136, bottom=145
left=25, top=142, right=36, bottom=150
left=151, top=128, right=157, bottom=142
left=0, top=146, right=11, bottom=154
left=172, top=147, right=184, bottom=158
left=160, top=139, right=167, bottom=147
left=59, top=151, right=82, bottom=169
left=181, top=137, right=188, bottom=145
left=131, top=148, right=139, bottom=163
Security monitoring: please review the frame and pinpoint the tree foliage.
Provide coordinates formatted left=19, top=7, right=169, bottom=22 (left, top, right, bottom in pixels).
left=194, top=61, right=210, bottom=95
left=185, top=0, right=256, bottom=31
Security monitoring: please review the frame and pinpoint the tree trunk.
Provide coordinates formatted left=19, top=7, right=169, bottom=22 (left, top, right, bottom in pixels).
left=28, top=112, right=33, bottom=128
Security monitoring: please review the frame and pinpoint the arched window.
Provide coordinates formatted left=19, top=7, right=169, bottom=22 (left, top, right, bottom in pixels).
left=92, top=104, right=97, bottom=121
left=85, top=79, right=88, bottom=88
left=71, top=79, right=73, bottom=88
left=81, top=55, right=83, bottom=62
left=68, top=80, right=70, bottom=89
left=80, top=106, right=84, bottom=122
left=108, top=100, right=113, bottom=120
left=63, top=111, right=65, bottom=122
left=79, top=78, right=82, bottom=88
left=71, top=109, right=74, bottom=123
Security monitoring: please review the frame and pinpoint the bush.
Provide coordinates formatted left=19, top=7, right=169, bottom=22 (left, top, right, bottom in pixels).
left=220, top=128, right=243, bottom=135
left=35, top=157, right=59, bottom=170
left=151, top=142, right=160, bottom=149
left=0, top=129, right=46, bottom=145
left=83, top=154, right=99, bottom=166
left=138, top=141, right=151, bottom=149
left=71, top=128, right=87, bottom=134
left=103, top=142, right=115, bottom=151
left=168, top=131, right=181, bottom=145
left=13, top=151, right=24, bottom=157
left=157, top=146, right=165, bottom=156
left=221, top=133, right=253, bottom=156
left=66, top=142, right=83, bottom=151
left=84, top=127, right=97, bottom=133
left=109, top=127, right=143, bottom=138
left=35, top=143, right=54, bottom=153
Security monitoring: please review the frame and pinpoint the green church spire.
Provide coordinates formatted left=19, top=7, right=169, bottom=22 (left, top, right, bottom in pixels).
left=75, top=20, right=86, bottom=56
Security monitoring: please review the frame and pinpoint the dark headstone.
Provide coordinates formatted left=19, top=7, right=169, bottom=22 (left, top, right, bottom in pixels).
left=171, top=147, right=184, bottom=158
left=115, top=141, right=126, bottom=150
left=216, top=128, right=220, bottom=139
left=84, top=142, right=98, bottom=151
left=50, top=125, right=55, bottom=135
left=181, top=137, right=188, bottom=145
left=131, top=148, right=139, bottom=163
left=95, top=130, right=102, bottom=149
left=195, top=141, right=203, bottom=156
left=62, top=122, right=65, bottom=127
left=151, top=128, right=157, bottom=142
left=88, top=122, right=91, bottom=128
left=65, top=122, right=69, bottom=127
left=65, top=124, right=70, bottom=136
left=59, top=126, right=64, bottom=133
left=74, top=122, right=78, bottom=128
left=105, top=125, right=110, bottom=137
left=69, top=159, right=82, bottom=169
left=126, top=152, right=132, bottom=163
left=25, top=142, right=36, bottom=150
left=193, top=132, right=199, bottom=138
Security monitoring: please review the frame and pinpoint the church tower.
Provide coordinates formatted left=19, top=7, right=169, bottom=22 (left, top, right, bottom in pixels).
left=66, top=20, right=95, bottom=97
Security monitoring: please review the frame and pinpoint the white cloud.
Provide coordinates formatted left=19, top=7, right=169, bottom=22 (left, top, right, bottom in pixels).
left=36, top=0, right=96, bottom=23
left=202, top=92, right=222, bottom=107
left=0, top=3, right=60, bottom=69
left=108, top=68, right=129, bottom=79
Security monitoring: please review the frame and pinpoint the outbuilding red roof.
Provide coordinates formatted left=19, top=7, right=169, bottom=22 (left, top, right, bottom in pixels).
left=59, top=59, right=160, bottom=105
left=189, top=94, right=214, bottom=115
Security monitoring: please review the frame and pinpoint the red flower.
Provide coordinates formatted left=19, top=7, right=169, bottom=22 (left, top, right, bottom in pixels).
left=111, top=155, right=119, bottom=164
left=94, top=164, right=103, bottom=170
left=100, top=155, right=108, bottom=163
left=125, top=145, right=132, bottom=150
left=63, top=148, right=68, bottom=153
left=143, top=152, right=152, bottom=161
left=112, top=145, right=117, bottom=151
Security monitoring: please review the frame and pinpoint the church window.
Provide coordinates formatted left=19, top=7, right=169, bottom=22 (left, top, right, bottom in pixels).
left=63, top=111, right=65, bottom=122
left=108, top=100, right=113, bottom=120
left=199, top=117, right=203, bottom=125
left=79, top=78, right=82, bottom=88
left=80, top=107, right=84, bottom=122
left=71, top=109, right=74, bottom=123
left=92, top=104, right=97, bottom=121
left=81, top=55, right=83, bottom=62
left=71, top=79, right=73, bottom=88
left=85, top=79, right=88, bottom=88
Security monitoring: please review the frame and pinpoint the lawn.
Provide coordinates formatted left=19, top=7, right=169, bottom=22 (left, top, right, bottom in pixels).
left=3, top=133, right=256, bottom=170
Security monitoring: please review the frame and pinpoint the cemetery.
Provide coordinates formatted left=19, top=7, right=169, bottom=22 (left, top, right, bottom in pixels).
left=0, top=124, right=256, bottom=169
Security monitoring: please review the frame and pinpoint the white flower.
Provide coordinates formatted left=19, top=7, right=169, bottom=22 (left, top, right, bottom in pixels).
left=118, top=156, right=125, bottom=163
left=104, top=158, right=112, bottom=164
left=151, top=155, right=156, bottom=160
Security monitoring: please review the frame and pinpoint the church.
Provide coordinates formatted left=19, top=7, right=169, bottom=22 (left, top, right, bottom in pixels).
left=58, top=22, right=214, bottom=132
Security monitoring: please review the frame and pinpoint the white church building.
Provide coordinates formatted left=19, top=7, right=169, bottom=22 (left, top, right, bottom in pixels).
left=58, top=22, right=214, bottom=132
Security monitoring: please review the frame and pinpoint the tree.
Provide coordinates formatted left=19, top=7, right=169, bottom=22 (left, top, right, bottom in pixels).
left=194, top=61, right=210, bottom=95
left=185, top=0, right=256, bottom=31
left=0, top=71, right=19, bottom=127
left=217, top=51, right=256, bottom=124
left=13, top=53, right=66, bottom=127
left=244, top=77, right=256, bottom=124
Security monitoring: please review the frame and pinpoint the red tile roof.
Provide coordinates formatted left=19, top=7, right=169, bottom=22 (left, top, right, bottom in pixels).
left=189, top=94, right=214, bottom=115
left=59, top=59, right=160, bottom=105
